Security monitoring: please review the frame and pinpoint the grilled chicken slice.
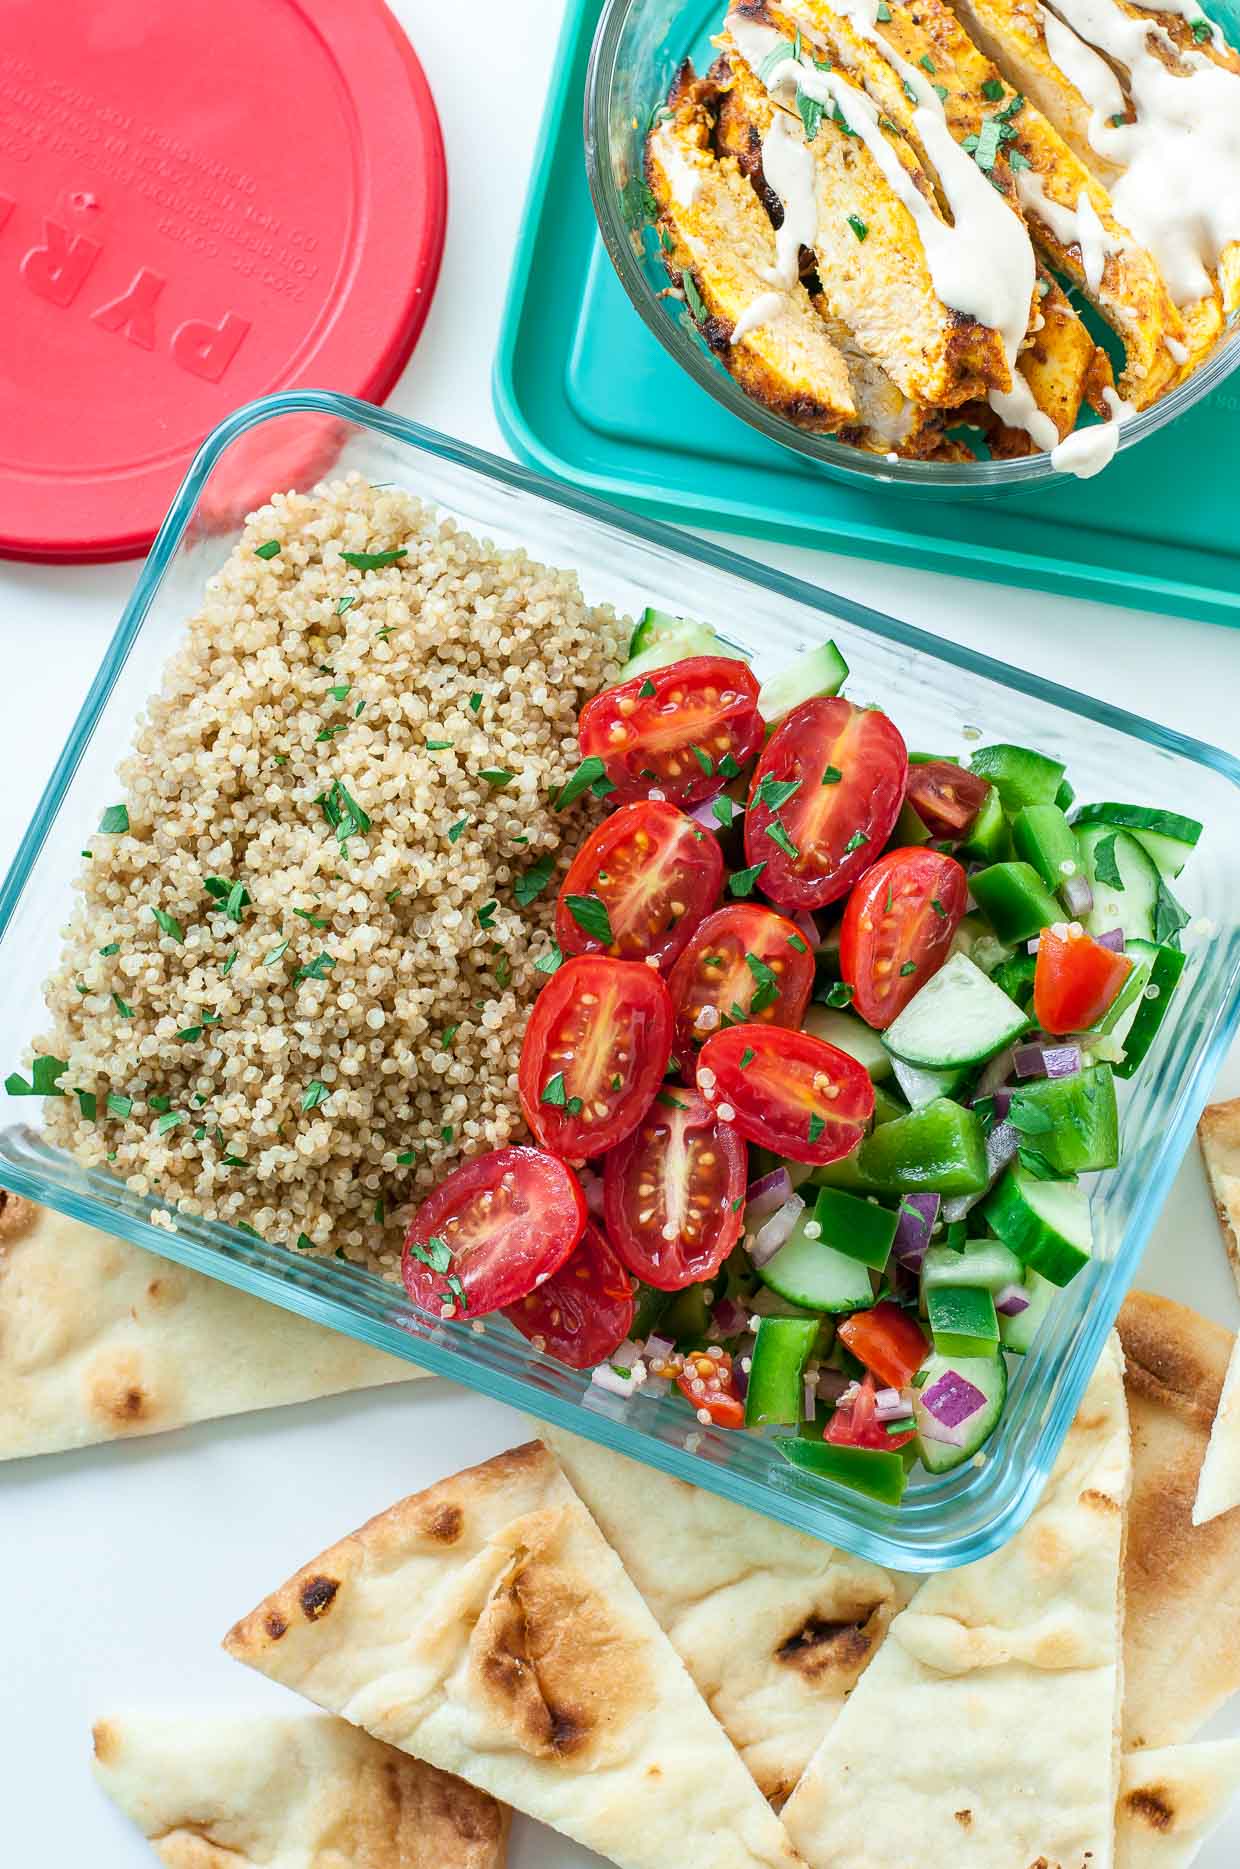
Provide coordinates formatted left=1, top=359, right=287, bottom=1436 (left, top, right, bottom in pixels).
left=780, top=0, right=1184, bottom=408
left=645, top=69, right=856, bottom=429
left=716, top=33, right=1010, bottom=407
left=987, top=277, right=1114, bottom=453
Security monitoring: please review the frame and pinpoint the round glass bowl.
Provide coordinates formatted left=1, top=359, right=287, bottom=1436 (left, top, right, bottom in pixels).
left=584, top=0, right=1240, bottom=498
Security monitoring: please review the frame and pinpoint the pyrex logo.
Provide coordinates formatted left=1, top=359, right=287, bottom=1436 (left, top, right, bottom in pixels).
left=0, top=197, right=250, bottom=381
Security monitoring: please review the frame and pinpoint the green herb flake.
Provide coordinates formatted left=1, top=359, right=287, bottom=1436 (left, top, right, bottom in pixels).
left=876, top=1, right=892, bottom=15
left=1154, top=876, right=1190, bottom=948
left=898, top=961, right=919, bottom=978
left=1008, top=148, right=1032, bottom=171
left=757, top=774, right=802, bottom=811
left=847, top=213, right=868, bottom=242
left=689, top=744, right=714, bottom=778
left=682, top=270, right=709, bottom=327
left=98, top=942, right=121, bottom=956
left=71, top=1087, right=97, bottom=1121
left=611, top=1073, right=624, bottom=1091
left=335, top=594, right=357, bottom=617
left=4, top=1054, right=69, bottom=1097
left=739, top=1046, right=756, bottom=1070
left=340, top=548, right=407, bottom=570
left=112, top=994, right=133, bottom=1019
left=797, top=89, right=826, bottom=142
left=711, top=795, right=737, bottom=831
left=104, top=1093, right=133, bottom=1120
left=1019, top=1146, right=1067, bottom=1181
left=294, top=951, right=335, bottom=984
left=973, top=115, right=1004, bottom=171
left=919, top=52, right=936, bottom=71
left=1009, top=1094, right=1054, bottom=1136
left=981, top=76, right=1005, bottom=100
left=293, top=908, right=327, bottom=930
left=843, top=829, right=870, bottom=855
left=822, top=765, right=842, bottom=785
left=534, top=942, right=564, bottom=976
left=99, top=803, right=130, bottom=835
left=329, top=683, right=351, bottom=702
left=253, top=539, right=281, bottom=560
left=148, top=906, right=185, bottom=943
left=821, top=980, right=855, bottom=1009
left=566, top=893, right=614, bottom=945
left=315, top=779, right=371, bottom=849
left=553, top=757, right=606, bottom=814
left=176, top=1013, right=220, bottom=1042
left=765, top=820, right=800, bottom=860
left=656, top=1091, right=689, bottom=1110
left=1093, top=833, right=1125, bottom=891
left=295, top=1233, right=317, bottom=1251
left=996, top=91, right=1025, bottom=121
left=439, top=1025, right=460, bottom=1051
left=638, top=678, right=657, bottom=697
left=542, top=1071, right=569, bottom=1107
left=930, top=897, right=948, bottom=919
left=1193, top=16, right=1214, bottom=38
left=808, top=1112, right=826, bottom=1143
left=479, top=767, right=515, bottom=789
left=787, top=931, right=809, bottom=953
left=729, top=862, right=767, bottom=898
left=426, top=738, right=454, bottom=753
left=515, top=852, right=557, bottom=907
left=718, top=753, right=742, bottom=780
left=1109, top=111, right=1127, bottom=127
left=469, top=691, right=484, bottom=713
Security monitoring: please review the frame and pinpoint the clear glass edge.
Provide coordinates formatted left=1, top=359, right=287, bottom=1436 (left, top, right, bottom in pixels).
left=583, top=0, right=1240, bottom=495
left=3, top=386, right=1240, bottom=1571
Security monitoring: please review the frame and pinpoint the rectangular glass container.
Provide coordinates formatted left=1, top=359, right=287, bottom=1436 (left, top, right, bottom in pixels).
left=3, top=390, right=1237, bottom=1569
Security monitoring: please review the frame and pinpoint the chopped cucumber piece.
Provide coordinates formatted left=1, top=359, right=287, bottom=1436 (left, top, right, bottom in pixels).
left=970, top=743, right=1065, bottom=815
left=998, top=1267, right=1058, bottom=1354
left=950, top=913, right=1014, bottom=976
left=922, top=1239, right=1023, bottom=1293
left=621, top=609, right=742, bottom=681
left=1111, top=938, right=1187, bottom=1079
left=1071, top=803, right=1202, bottom=880
left=913, top=1351, right=1007, bottom=1472
left=958, top=784, right=1009, bottom=862
left=757, top=639, right=848, bottom=725
left=802, top=1004, right=893, bottom=1079
left=1011, top=804, right=1081, bottom=898
left=1054, top=777, right=1076, bottom=813
left=745, top=1317, right=820, bottom=1427
left=757, top=1208, right=874, bottom=1312
left=970, top=861, right=1061, bottom=944
left=891, top=798, right=933, bottom=846
left=927, top=1283, right=1000, bottom=1358
left=817, top=1098, right=988, bottom=1197
left=775, top=1437, right=909, bottom=1504
left=884, top=952, right=1028, bottom=1070
left=1075, top=825, right=1160, bottom=945
left=812, top=1186, right=899, bottom=1270
left=889, top=1056, right=972, bottom=1108
left=1007, top=1064, right=1119, bottom=1174
left=872, top=1082, right=908, bottom=1126
left=982, top=1167, right=1092, bottom=1286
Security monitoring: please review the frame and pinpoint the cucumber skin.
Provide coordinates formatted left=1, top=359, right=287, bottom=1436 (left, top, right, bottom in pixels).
left=1113, top=942, right=1187, bottom=1079
left=757, top=640, right=849, bottom=725
left=982, top=1168, right=1091, bottom=1287
left=883, top=952, right=1029, bottom=1070
left=1010, top=1064, right=1119, bottom=1174
left=758, top=1231, right=874, bottom=1313
left=969, top=744, right=1065, bottom=815
left=1076, top=825, right=1160, bottom=945
left=914, top=1353, right=1007, bottom=1472
left=1072, top=802, right=1202, bottom=880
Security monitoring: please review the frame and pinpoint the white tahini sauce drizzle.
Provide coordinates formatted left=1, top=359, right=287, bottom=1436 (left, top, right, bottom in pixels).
left=1014, top=168, right=1118, bottom=292
left=731, top=289, right=786, bottom=342
left=760, top=114, right=820, bottom=286
left=1165, top=333, right=1190, bottom=363
left=652, top=126, right=702, bottom=209
left=1050, top=385, right=1136, bottom=476
left=1038, top=0, right=1240, bottom=304
left=1140, top=0, right=1217, bottom=39
left=1039, top=6, right=1127, bottom=136
left=726, top=10, right=1058, bottom=449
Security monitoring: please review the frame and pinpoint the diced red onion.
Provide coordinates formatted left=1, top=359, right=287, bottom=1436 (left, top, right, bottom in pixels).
left=1061, top=872, right=1094, bottom=918
left=690, top=794, right=737, bottom=832
left=1027, top=935, right=1041, bottom=955
left=579, top=1168, right=606, bottom=1216
left=750, top=1193, right=805, bottom=1268
left=816, top=1367, right=850, bottom=1404
left=976, top=1047, right=1014, bottom=1097
left=746, top=1166, right=793, bottom=1226
left=995, top=1282, right=1031, bottom=1317
left=793, top=910, right=822, bottom=950
left=711, top=1297, right=750, bottom=1339
left=1014, top=1041, right=1082, bottom=1081
left=1096, top=926, right=1126, bottom=953
left=920, top=1368, right=987, bottom=1430
left=893, top=1191, right=939, bottom=1267
left=803, top=1371, right=820, bottom=1420
left=941, top=1120, right=1021, bottom=1223
left=732, top=1360, right=749, bottom=1402
left=972, top=1083, right=1012, bottom=1120
left=874, top=1386, right=908, bottom=1421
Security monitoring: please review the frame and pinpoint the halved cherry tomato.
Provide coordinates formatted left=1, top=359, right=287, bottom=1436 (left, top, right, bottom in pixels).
left=676, top=1346, right=746, bottom=1429
left=695, top=1023, right=874, bottom=1165
left=825, top=1374, right=915, bottom=1451
left=1034, top=923, right=1133, bottom=1034
left=401, top=1145, right=586, bottom=1318
left=503, top=1220, right=636, bottom=1370
left=518, top=955, right=673, bottom=1163
left=839, top=847, right=968, bottom=1029
left=578, top=655, right=763, bottom=809
left=838, top=1302, right=928, bottom=1390
left=906, top=761, right=993, bottom=840
left=555, top=800, right=722, bottom=973
left=666, top=903, right=816, bottom=1057
left=744, top=698, right=908, bottom=910
left=603, top=1087, right=747, bottom=1289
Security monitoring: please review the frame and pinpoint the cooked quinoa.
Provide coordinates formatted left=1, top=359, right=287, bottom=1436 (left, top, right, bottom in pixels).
left=37, top=478, right=628, bottom=1275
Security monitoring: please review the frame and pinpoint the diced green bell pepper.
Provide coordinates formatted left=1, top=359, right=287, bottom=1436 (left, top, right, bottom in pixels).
left=1011, top=804, right=1082, bottom=898
left=926, top=1284, right=1000, bottom=1358
left=970, top=861, right=1061, bottom=944
left=811, top=1185, right=898, bottom=1270
left=816, top=1098, right=988, bottom=1196
left=1007, top=1064, right=1119, bottom=1174
left=775, top=1437, right=909, bottom=1505
left=745, top=1316, right=820, bottom=1427
left=958, top=784, right=1009, bottom=862
left=970, top=743, right=1066, bottom=815
left=991, top=950, right=1037, bottom=1010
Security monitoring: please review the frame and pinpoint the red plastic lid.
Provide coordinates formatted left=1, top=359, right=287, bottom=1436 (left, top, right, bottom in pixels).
left=0, top=0, right=447, bottom=562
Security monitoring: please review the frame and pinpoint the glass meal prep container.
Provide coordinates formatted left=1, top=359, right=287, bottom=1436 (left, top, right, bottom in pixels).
left=585, top=0, right=1240, bottom=498
left=2, top=389, right=1238, bottom=1571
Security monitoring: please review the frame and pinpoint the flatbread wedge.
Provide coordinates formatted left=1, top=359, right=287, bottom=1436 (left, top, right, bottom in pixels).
left=1117, top=1290, right=1240, bottom=1747
left=538, top=1419, right=916, bottom=1802
left=781, top=1336, right=1130, bottom=1869
left=223, top=1441, right=807, bottom=1869
left=92, top=1709, right=509, bottom=1869
left=1117, top=1741, right=1240, bottom=1869
left=1198, top=1098, right=1240, bottom=1298
left=1193, top=1334, right=1240, bottom=1526
left=0, top=1190, right=422, bottom=1461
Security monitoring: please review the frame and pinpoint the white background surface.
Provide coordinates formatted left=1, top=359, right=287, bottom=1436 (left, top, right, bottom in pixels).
left=3, top=2, right=1239, bottom=1864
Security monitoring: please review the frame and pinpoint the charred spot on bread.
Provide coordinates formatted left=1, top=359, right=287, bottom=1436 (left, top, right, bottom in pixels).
left=775, top=1610, right=884, bottom=1679
left=263, top=1612, right=289, bottom=1640
left=1124, top=1786, right=1175, bottom=1832
left=300, top=1575, right=340, bottom=1620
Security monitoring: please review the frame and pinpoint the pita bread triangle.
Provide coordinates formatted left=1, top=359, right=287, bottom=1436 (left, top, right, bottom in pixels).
left=0, top=1190, right=421, bottom=1461
left=538, top=1418, right=915, bottom=1801
left=1198, top=1099, right=1240, bottom=1301
left=223, top=1440, right=808, bottom=1869
left=781, top=1335, right=1131, bottom=1869
left=1191, top=1105, right=1240, bottom=1526
left=92, top=1708, right=509, bottom=1869
left=1117, top=1741, right=1240, bottom=1869
left=1193, top=1336, right=1240, bottom=1527
left=1117, top=1290, right=1240, bottom=1747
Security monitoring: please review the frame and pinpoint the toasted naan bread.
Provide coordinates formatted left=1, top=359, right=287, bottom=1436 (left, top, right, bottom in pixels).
left=1118, top=1291, right=1240, bottom=1746
left=1117, top=1741, right=1240, bottom=1869
left=92, top=1709, right=508, bottom=1869
left=538, top=1419, right=915, bottom=1801
left=0, top=1191, right=421, bottom=1460
left=223, top=1441, right=807, bottom=1869
left=781, top=1337, right=1130, bottom=1869
left=1199, top=1100, right=1240, bottom=1298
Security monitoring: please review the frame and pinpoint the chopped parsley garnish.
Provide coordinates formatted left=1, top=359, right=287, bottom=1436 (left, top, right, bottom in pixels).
left=441, top=1125, right=455, bottom=1143
left=151, top=907, right=185, bottom=942
left=1018, top=1147, right=1066, bottom=1181
left=765, top=820, right=800, bottom=860
left=148, top=1095, right=172, bottom=1114
left=154, top=1110, right=185, bottom=1136
left=820, top=980, right=855, bottom=1009
left=440, top=1026, right=459, bottom=1050
left=555, top=756, right=607, bottom=809
left=315, top=778, right=371, bottom=851
left=900, top=961, right=918, bottom=976
left=689, top=744, right=714, bottom=777
left=682, top=269, right=708, bottom=327
left=729, top=861, right=766, bottom=898
left=75, top=1089, right=97, bottom=1120
left=638, top=678, right=656, bottom=697
left=972, top=116, right=1004, bottom=171
left=99, top=803, right=129, bottom=834
left=443, top=818, right=469, bottom=849
left=876, top=1, right=892, bottom=14
left=477, top=900, right=499, bottom=930
left=757, top=774, right=801, bottom=811
left=296, top=1233, right=316, bottom=1251
left=541, top=1071, right=569, bottom=1106
left=787, top=931, right=808, bottom=953
left=316, top=723, right=348, bottom=743
left=373, top=1199, right=386, bottom=1225
left=106, top=1092, right=133, bottom=1119
left=534, top=942, right=564, bottom=975
left=808, top=1112, right=826, bottom=1143
left=99, top=942, right=120, bottom=956
left=340, top=547, right=407, bottom=569
left=1193, top=16, right=1214, bottom=38
left=981, top=76, right=1004, bottom=101
left=515, top=852, right=557, bottom=906
left=396, top=1150, right=417, bottom=1165
left=1008, top=1094, right=1054, bottom=1136
left=4, top=1055, right=68, bottom=1097
left=426, top=738, right=453, bottom=752
left=205, top=876, right=251, bottom=920
left=329, top=683, right=351, bottom=702
left=294, top=951, right=335, bottom=983
left=494, top=954, right=512, bottom=989
left=739, top=1046, right=755, bottom=1070
left=1109, top=111, right=1127, bottom=127
left=712, top=795, right=739, bottom=830
left=746, top=951, right=781, bottom=1014
left=996, top=91, right=1025, bottom=121
left=566, top=893, right=614, bottom=945
left=479, top=767, right=515, bottom=789
left=930, top=897, right=948, bottom=918
left=843, top=829, right=870, bottom=855
left=335, top=593, right=357, bottom=617
left=919, top=53, right=936, bottom=72
left=656, top=1091, right=689, bottom=1110
left=469, top=691, right=484, bottom=712
left=1009, top=149, right=1032, bottom=171
left=718, top=753, right=742, bottom=780
left=177, top=1014, right=220, bottom=1041
left=254, top=540, right=281, bottom=560
left=299, top=1078, right=330, bottom=1114
left=903, top=78, right=918, bottom=103
left=1154, top=876, right=1190, bottom=948
left=847, top=214, right=868, bottom=242
left=293, top=908, right=327, bottom=928
left=1093, top=833, right=1125, bottom=891
left=113, top=994, right=133, bottom=1019
left=821, top=765, right=842, bottom=785
left=611, top=1073, right=623, bottom=1090
left=220, top=950, right=238, bottom=978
